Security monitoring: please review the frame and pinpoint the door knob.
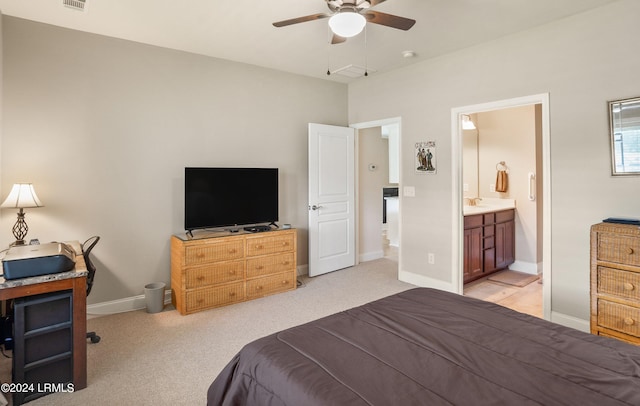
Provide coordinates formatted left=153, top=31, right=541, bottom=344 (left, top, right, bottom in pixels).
left=310, top=205, right=322, bottom=211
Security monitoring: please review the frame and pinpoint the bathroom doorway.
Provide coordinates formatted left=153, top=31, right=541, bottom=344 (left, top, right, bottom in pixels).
left=452, top=94, right=551, bottom=320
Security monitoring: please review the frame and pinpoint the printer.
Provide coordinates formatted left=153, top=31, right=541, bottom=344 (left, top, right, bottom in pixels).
left=2, top=242, right=76, bottom=280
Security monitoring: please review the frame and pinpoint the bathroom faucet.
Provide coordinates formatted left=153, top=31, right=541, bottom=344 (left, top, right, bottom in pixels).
left=465, top=197, right=482, bottom=206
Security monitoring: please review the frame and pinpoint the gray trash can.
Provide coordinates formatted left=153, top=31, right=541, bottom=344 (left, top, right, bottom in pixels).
left=144, top=282, right=166, bottom=313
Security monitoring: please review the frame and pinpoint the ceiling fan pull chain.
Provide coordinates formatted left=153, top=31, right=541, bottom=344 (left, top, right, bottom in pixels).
left=364, top=25, right=368, bottom=77
left=326, top=25, right=332, bottom=75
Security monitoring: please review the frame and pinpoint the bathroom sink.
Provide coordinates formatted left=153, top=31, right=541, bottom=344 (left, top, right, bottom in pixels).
left=463, top=198, right=515, bottom=215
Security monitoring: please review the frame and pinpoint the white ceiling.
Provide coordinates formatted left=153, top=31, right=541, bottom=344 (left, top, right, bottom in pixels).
left=0, top=0, right=619, bottom=83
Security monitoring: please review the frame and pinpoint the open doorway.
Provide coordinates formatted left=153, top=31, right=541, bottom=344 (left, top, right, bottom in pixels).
left=352, top=118, right=402, bottom=270
left=452, top=94, right=551, bottom=320
left=461, top=105, right=543, bottom=318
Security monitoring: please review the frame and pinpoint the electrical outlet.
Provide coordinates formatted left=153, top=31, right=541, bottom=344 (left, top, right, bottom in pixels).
left=490, top=184, right=496, bottom=192
left=463, top=183, right=469, bottom=192
left=428, top=253, right=435, bottom=264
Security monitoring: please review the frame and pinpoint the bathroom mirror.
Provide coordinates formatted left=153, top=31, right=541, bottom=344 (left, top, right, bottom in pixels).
left=609, top=96, right=640, bottom=175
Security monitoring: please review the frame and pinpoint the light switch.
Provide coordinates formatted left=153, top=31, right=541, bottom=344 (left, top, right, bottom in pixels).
left=403, top=186, right=415, bottom=197
left=463, top=183, right=469, bottom=192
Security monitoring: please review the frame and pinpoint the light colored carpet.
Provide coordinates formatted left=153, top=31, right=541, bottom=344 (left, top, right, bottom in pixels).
left=487, top=270, right=539, bottom=287
left=2, top=258, right=411, bottom=406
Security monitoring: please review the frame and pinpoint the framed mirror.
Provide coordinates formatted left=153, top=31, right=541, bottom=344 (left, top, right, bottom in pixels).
left=609, top=96, right=640, bottom=175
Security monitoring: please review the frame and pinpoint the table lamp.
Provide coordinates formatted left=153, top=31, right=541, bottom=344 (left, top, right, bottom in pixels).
left=1, top=183, right=44, bottom=245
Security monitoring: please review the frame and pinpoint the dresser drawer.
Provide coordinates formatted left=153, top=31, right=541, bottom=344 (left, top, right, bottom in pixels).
left=246, top=233, right=295, bottom=257
left=597, top=234, right=640, bottom=266
left=246, top=253, right=295, bottom=279
left=246, top=273, right=296, bottom=299
left=597, top=300, right=640, bottom=337
left=184, top=239, right=244, bottom=265
left=184, top=260, right=244, bottom=289
left=185, top=282, right=244, bottom=313
left=597, top=266, right=640, bottom=301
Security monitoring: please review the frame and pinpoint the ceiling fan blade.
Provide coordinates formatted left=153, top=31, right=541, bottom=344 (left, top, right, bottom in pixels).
left=367, top=0, right=388, bottom=6
left=331, top=34, right=347, bottom=45
left=365, top=10, right=416, bottom=31
left=273, top=13, right=331, bottom=28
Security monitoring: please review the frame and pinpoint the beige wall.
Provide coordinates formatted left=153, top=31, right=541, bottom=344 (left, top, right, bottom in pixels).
left=348, top=0, right=640, bottom=322
left=0, top=16, right=348, bottom=304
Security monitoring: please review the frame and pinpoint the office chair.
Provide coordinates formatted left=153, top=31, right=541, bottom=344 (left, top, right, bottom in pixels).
left=83, top=236, right=101, bottom=344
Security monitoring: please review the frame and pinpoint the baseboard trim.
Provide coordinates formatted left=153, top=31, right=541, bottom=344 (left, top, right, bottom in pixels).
left=87, top=290, right=173, bottom=317
left=550, top=311, right=589, bottom=333
left=359, top=250, right=384, bottom=262
left=297, top=264, right=308, bottom=277
left=508, top=261, right=540, bottom=275
left=398, top=270, right=456, bottom=293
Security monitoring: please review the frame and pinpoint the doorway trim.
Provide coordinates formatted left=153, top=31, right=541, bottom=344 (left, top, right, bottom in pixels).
left=351, top=116, right=402, bottom=270
left=451, top=94, right=551, bottom=320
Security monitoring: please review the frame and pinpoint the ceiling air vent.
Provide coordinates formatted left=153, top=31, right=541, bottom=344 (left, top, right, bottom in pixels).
left=331, top=64, right=377, bottom=79
left=63, top=0, right=86, bottom=11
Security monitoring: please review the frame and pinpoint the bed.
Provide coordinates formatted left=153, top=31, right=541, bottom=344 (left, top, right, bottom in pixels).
left=207, top=288, right=640, bottom=405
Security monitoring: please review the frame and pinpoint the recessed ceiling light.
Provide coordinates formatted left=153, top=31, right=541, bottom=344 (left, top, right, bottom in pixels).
left=402, top=50, right=416, bottom=58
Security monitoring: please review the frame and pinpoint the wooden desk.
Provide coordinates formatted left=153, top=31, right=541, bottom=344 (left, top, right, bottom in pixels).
left=0, top=245, right=88, bottom=391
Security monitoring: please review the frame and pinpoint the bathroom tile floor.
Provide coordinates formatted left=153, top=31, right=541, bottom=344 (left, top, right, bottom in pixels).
left=464, top=274, right=543, bottom=318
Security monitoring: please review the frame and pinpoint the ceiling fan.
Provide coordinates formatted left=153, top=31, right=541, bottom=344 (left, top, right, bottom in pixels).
left=272, top=0, right=416, bottom=44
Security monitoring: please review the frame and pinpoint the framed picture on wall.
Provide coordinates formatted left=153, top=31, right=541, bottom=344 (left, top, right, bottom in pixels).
left=415, top=141, right=436, bottom=174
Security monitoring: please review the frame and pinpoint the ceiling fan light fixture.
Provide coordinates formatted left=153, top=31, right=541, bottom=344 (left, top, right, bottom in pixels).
left=328, top=11, right=366, bottom=38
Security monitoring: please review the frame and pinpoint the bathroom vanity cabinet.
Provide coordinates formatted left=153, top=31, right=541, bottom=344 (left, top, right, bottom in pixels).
left=464, top=209, right=515, bottom=284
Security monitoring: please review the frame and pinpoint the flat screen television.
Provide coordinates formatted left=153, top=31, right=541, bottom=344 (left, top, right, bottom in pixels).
left=184, top=167, right=278, bottom=232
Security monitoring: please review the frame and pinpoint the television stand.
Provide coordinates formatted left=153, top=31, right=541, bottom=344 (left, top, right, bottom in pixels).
left=171, top=228, right=297, bottom=315
left=243, top=225, right=272, bottom=233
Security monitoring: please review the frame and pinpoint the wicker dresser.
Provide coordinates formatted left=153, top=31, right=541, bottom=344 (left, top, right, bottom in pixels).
left=590, top=222, right=640, bottom=344
left=171, top=228, right=297, bottom=315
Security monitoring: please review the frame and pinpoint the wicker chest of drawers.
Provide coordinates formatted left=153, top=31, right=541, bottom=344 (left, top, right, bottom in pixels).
left=590, top=222, right=640, bottom=344
left=171, top=229, right=297, bottom=315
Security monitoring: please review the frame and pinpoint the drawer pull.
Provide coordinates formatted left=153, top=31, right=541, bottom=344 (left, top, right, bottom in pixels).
left=256, top=286, right=263, bottom=291
left=229, top=292, right=236, bottom=297
left=282, top=280, right=288, bottom=285
left=627, top=247, right=635, bottom=255
left=282, top=242, right=289, bottom=246
left=623, top=282, right=635, bottom=291
left=255, top=245, right=264, bottom=250
left=228, top=249, right=237, bottom=254
left=282, top=261, right=290, bottom=266
left=624, top=317, right=635, bottom=326
left=229, top=270, right=235, bottom=275
left=196, top=253, right=205, bottom=258
left=196, top=276, right=205, bottom=281
left=256, top=265, right=264, bottom=270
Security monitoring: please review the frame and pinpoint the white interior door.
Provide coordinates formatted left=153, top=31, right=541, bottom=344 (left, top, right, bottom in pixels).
left=308, top=123, right=355, bottom=277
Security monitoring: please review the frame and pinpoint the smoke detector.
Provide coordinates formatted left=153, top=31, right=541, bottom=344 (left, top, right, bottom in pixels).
left=63, top=0, right=87, bottom=12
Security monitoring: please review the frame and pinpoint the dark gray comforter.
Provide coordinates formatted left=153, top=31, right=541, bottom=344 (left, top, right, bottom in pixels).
left=207, top=288, right=640, bottom=405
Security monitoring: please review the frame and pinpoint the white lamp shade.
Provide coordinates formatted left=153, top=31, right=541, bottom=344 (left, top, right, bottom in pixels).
left=462, top=115, right=477, bottom=130
left=328, top=12, right=366, bottom=38
left=1, top=183, right=44, bottom=208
